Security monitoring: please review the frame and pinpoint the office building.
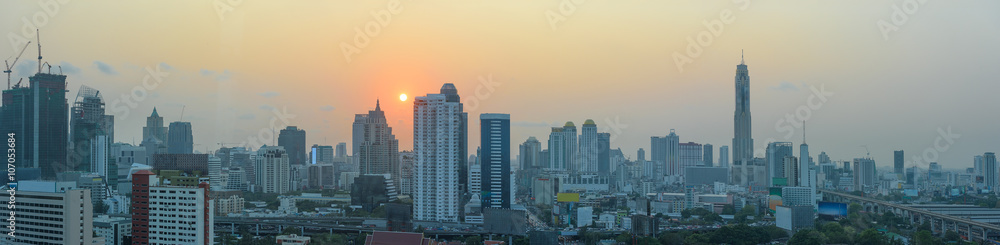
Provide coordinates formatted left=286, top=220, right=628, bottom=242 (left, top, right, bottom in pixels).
left=894, top=150, right=904, bottom=175
left=519, top=137, right=543, bottom=170
left=399, top=151, right=415, bottom=196
left=151, top=153, right=209, bottom=174
left=413, top=84, right=467, bottom=222
left=975, top=155, right=985, bottom=176
left=562, top=122, right=578, bottom=173
left=0, top=181, right=95, bottom=245
left=719, top=145, right=729, bottom=168
left=679, top=142, right=702, bottom=173
left=335, top=142, right=347, bottom=158
left=255, top=146, right=291, bottom=194
left=666, top=130, right=680, bottom=176
left=548, top=128, right=567, bottom=170
left=278, top=126, right=307, bottom=165
left=703, top=144, right=714, bottom=167
left=783, top=156, right=800, bottom=187
left=732, top=54, right=754, bottom=186
left=766, top=142, right=793, bottom=187
left=310, top=144, right=334, bottom=164
left=167, top=121, right=193, bottom=154
left=684, top=167, right=730, bottom=185
left=0, top=73, right=70, bottom=180
left=208, top=156, right=222, bottom=190
left=131, top=170, right=213, bottom=245
left=480, top=113, right=511, bottom=210
left=986, top=153, right=997, bottom=190
left=142, top=107, right=168, bottom=150
left=853, top=158, right=876, bottom=191
left=351, top=174, right=398, bottom=212
left=598, top=133, right=611, bottom=175
left=353, top=100, right=401, bottom=189
left=650, top=136, right=667, bottom=176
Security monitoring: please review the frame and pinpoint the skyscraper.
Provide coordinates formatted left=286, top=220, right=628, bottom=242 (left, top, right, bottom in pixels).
left=703, top=144, right=714, bottom=167
left=650, top=136, right=667, bottom=176
left=548, top=128, right=566, bottom=170
left=0, top=73, right=69, bottom=179
left=310, top=144, right=334, bottom=164
left=480, top=113, right=511, bottom=210
left=167, top=121, right=193, bottom=154
left=783, top=156, right=799, bottom=187
left=666, top=130, right=680, bottom=176
left=562, top=121, right=578, bottom=173
left=69, top=85, right=114, bottom=179
left=579, top=119, right=598, bottom=173
left=732, top=53, right=754, bottom=186
left=278, top=126, right=307, bottom=165
left=336, top=142, right=347, bottom=158
left=894, top=150, right=904, bottom=175
left=766, top=142, right=793, bottom=187
left=255, top=145, right=291, bottom=194
left=597, top=133, right=611, bottom=176
left=353, top=100, right=400, bottom=189
left=985, top=153, right=997, bottom=191
left=853, top=158, right=876, bottom=191
left=679, top=142, right=702, bottom=174
left=143, top=107, right=168, bottom=146
left=719, top=146, right=729, bottom=168
left=413, top=84, right=467, bottom=222
left=519, top=137, right=542, bottom=170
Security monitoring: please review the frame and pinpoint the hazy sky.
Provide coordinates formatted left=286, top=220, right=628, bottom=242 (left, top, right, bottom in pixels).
left=2, top=1, right=998, bottom=170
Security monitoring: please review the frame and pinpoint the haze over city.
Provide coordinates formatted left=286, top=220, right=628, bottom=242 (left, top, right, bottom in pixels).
left=3, top=1, right=998, bottom=169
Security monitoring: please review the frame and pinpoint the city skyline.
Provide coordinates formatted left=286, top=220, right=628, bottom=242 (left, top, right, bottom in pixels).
left=1, top=1, right=998, bottom=170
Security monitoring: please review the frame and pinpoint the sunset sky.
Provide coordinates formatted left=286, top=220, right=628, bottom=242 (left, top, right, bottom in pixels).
left=2, top=1, right=998, bottom=169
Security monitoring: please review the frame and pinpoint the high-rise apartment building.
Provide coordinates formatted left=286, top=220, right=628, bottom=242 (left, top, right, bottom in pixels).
left=719, top=146, right=729, bottom=168
left=353, top=100, right=401, bottom=189
left=666, top=130, right=680, bottom=176
left=579, top=119, right=598, bottom=173
left=255, top=146, right=291, bottom=194
left=167, top=121, right=193, bottom=154
left=0, top=181, right=95, bottom=245
left=131, top=170, right=213, bottom=245
left=413, top=84, right=467, bottom=222
left=703, top=144, right=714, bottom=167
left=853, top=158, right=876, bottom=191
left=766, top=142, right=793, bottom=187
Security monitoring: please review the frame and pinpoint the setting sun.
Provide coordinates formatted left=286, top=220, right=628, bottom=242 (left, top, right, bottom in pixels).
left=399, top=94, right=407, bottom=101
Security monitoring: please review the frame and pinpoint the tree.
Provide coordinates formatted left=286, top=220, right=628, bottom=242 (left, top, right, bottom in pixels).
left=788, top=229, right=827, bottom=245
left=93, top=201, right=109, bottom=214
left=914, top=230, right=939, bottom=245
left=944, top=230, right=961, bottom=242
left=848, top=203, right=862, bottom=215
left=702, top=212, right=723, bottom=224
left=683, top=233, right=710, bottom=245
left=681, top=209, right=692, bottom=219
left=465, top=235, right=483, bottom=245
left=280, top=226, right=301, bottom=236
left=721, top=204, right=736, bottom=215
left=616, top=232, right=633, bottom=243
left=855, top=228, right=886, bottom=245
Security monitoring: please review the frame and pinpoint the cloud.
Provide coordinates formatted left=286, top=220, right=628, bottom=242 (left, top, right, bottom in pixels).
left=770, top=81, right=799, bottom=91
left=238, top=114, right=256, bottom=120
left=320, top=105, right=335, bottom=111
left=159, top=62, right=174, bottom=71
left=13, top=60, right=36, bottom=78
left=59, top=61, right=81, bottom=74
left=215, top=70, right=232, bottom=82
left=199, top=69, right=215, bottom=76
left=258, top=91, right=279, bottom=98
left=93, top=61, right=118, bottom=75
left=259, top=105, right=275, bottom=111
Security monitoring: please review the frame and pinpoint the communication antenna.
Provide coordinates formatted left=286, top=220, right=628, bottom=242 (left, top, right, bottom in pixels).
left=179, top=105, right=186, bottom=121
left=37, top=29, right=42, bottom=74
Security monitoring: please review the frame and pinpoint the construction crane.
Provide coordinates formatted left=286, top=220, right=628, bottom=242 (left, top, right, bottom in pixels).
left=860, top=145, right=870, bottom=157
left=3, top=41, right=31, bottom=90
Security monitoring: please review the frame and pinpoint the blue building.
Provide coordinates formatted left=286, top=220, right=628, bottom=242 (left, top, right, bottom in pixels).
left=480, top=113, right=511, bottom=210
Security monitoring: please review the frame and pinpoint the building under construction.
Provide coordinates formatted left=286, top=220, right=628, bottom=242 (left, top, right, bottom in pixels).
left=69, top=85, right=115, bottom=185
left=1, top=72, right=70, bottom=180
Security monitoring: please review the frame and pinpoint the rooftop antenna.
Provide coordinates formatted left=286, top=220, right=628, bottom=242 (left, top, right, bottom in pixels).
left=740, top=49, right=745, bottom=65
left=802, top=120, right=806, bottom=144
left=179, top=105, right=186, bottom=121
left=36, top=29, right=42, bottom=74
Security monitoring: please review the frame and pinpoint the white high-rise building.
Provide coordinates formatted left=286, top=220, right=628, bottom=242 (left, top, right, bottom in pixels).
left=94, top=215, right=131, bottom=245
left=548, top=128, right=567, bottom=170
left=470, top=161, right=482, bottom=195
left=208, top=156, right=222, bottom=190
left=732, top=53, right=754, bottom=186
left=1, top=181, right=96, bottom=245
left=413, top=84, right=466, bottom=222
left=131, top=170, right=213, bottom=245
left=579, top=119, right=599, bottom=173
left=255, top=146, right=291, bottom=194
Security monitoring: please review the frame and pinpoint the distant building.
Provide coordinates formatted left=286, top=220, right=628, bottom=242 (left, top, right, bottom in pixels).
left=310, top=144, right=334, bottom=164
left=732, top=55, right=754, bottom=186
left=853, top=158, right=876, bottom=191
left=351, top=174, right=398, bottom=212
left=480, top=113, right=511, bottom=210
left=894, top=150, right=905, bottom=175
left=216, top=194, right=245, bottom=216
left=0, top=73, right=70, bottom=179
left=151, top=153, right=209, bottom=174
left=684, top=167, right=730, bottom=186
left=385, top=203, right=413, bottom=232
left=579, top=119, right=599, bottom=173
left=255, top=146, right=291, bottom=194
left=335, top=142, right=347, bottom=158
left=776, top=205, right=814, bottom=232
left=167, top=121, right=193, bottom=154
left=69, top=85, right=115, bottom=180
left=766, top=142, right=794, bottom=187
left=666, top=130, right=681, bottom=176
left=719, top=146, right=729, bottom=168
left=703, top=144, right=714, bottom=167
left=276, top=234, right=311, bottom=245
left=986, top=153, right=997, bottom=191
left=679, top=142, right=702, bottom=172
left=278, top=126, right=307, bottom=165
left=398, top=151, right=415, bottom=196
left=353, top=100, right=401, bottom=190
left=142, top=107, right=168, bottom=152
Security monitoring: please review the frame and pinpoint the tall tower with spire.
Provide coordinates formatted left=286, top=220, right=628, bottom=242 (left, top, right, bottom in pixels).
left=800, top=121, right=810, bottom=187
left=733, top=51, right=754, bottom=186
